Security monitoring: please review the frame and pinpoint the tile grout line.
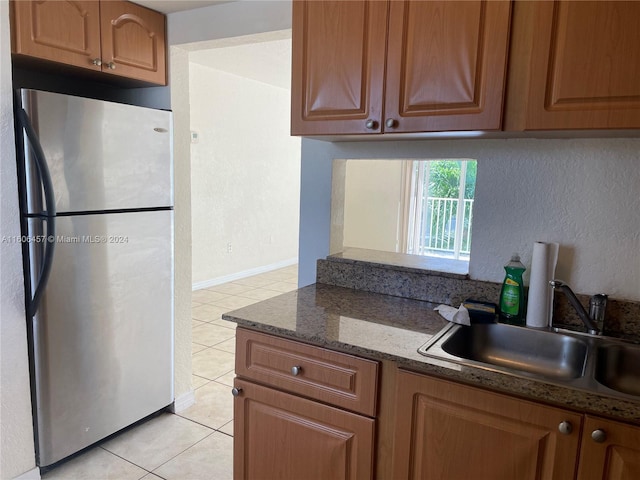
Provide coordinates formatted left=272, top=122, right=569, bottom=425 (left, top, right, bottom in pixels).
left=144, top=430, right=218, bottom=477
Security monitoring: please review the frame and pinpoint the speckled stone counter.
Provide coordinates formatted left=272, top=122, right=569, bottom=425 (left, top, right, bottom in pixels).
left=222, top=283, right=640, bottom=424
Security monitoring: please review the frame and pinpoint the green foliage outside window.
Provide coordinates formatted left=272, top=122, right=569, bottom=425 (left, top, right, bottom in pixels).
left=427, top=160, right=477, bottom=200
left=420, top=160, right=476, bottom=256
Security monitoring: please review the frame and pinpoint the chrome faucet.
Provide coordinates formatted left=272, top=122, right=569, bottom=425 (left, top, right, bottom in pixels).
left=549, top=280, right=607, bottom=335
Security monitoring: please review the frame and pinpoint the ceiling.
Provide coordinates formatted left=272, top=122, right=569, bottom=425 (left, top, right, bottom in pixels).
left=133, top=0, right=230, bottom=14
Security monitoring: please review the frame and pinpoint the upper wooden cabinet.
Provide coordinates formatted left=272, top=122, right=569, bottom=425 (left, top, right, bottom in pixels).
left=505, top=1, right=640, bottom=130
left=11, top=0, right=167, bottom=85
left=384, top=0, right=511, bottom=133
left=290, top=1, right=388, bottom=135
left=292, top=0, right=640, bottom=136
left=291, top=0, right=512, bottom=135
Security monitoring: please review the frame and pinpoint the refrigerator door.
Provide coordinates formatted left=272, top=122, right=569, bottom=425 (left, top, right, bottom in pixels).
left=31, top=210, right=174, bottom=466
left=20, top=89, right=173, bottom=214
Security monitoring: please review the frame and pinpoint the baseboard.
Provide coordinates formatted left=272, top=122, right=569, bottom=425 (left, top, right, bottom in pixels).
left=192, top=257, right=298, bottom=291
left=13, top=467, right=40, bottom=480
left=171, top=390, right=195, bottom=413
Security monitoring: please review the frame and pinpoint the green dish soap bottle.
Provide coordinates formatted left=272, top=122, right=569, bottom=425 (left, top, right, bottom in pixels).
left=499, top=254, right=526, bottom=325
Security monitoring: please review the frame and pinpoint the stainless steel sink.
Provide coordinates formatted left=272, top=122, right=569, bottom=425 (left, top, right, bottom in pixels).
left=418, top=322, right=640, bottom=401
left=439, top=323, right=588, bottom=380
left=595, top=344, right=640, bottom=397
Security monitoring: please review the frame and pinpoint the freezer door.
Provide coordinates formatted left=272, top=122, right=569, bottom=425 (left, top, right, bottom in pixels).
left=21, top=89, right=172, bottom=214
left=31, top=210, right=174, bottom=467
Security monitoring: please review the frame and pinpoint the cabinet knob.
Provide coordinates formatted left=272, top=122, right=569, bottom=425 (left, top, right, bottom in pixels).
left=591, top=429, right=607, bottom=443
left=106, top=62, right=117, bottom=70
left=365, top=119, right=377, bottom=130
left=558, top=421, right=573, bottom=435
left=231, top=387, right=243, bottom=397
left=92, top=58, right=103, bottom=66
left=385, top=118, right=397, bottom=128
left=291, top=366, right=302, bottom=376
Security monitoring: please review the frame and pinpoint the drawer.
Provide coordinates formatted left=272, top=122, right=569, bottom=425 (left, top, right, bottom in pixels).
left=236, top=328, right=379, bottom=416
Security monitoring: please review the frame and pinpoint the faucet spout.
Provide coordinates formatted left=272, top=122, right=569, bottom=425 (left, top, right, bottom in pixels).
left=549, top=280, right=600, bottom=335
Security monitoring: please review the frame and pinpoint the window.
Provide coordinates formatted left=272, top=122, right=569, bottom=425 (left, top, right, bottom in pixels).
left=402, top=160, right=477, bottom=261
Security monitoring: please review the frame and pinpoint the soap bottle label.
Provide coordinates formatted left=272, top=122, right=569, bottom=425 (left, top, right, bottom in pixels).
left=500, top=279, right=521, bottom=316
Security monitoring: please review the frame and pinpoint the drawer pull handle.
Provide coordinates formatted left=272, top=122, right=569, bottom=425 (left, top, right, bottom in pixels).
left=558, top=421, right=573, bottom=435
left=291, top=366, right=303, bottom=376
left=365, top=119, right=377, bottom=130
left=231, top=387, right=243, bottom=397
left=592, top=429, right=607, bottom=443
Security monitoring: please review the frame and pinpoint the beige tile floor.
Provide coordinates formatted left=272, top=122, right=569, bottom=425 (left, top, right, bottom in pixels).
left=42, top=265, right=298, bottom=480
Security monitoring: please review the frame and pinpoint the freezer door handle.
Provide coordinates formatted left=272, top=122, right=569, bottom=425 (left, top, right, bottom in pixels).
left=17, top=107, right=56, bottom=317
left=28, top=218, right=55, bottom=317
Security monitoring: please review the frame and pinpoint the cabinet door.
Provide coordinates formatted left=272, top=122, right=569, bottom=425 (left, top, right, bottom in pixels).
left=11, top=0, right=102, bottom=71
left=99, top=0, right=167, bottom=85
left=291, top=0, right=388, bottom=135
left=577, top=416, right=640, bottom=480
left=384, top=0, right=511, bottom=133
left=233, top=378, right=375, bottom=480
left=505, top=1, right=640, bottom=130
left=392, top=370, right=582, bottom=480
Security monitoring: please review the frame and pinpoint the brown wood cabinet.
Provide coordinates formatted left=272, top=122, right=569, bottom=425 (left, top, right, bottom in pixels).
left=233, top=328, right=379, bottom=480
left=290, top=1, right=387, bottom=135
left=291, top=0, right=512, bottom=135
left=293, top=0, right=640, bottom=136
left=577, top=415, right=640, bottom=480
left=10, top=0, right=166, bottom=85
left=235, top=328, right=378, bottom=416
left=233, top=378, right=375, bottom=480
left=504, top=0, right=640, bottom=130
left=233, top=329, right=640, bottom=480
left=391, top=370, right=582, bottom=480
left=384, top=0, right=511, bottom=133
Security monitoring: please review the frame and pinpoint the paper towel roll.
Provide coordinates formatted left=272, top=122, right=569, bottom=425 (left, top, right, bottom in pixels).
left=526, top=241, right=559, bottom=328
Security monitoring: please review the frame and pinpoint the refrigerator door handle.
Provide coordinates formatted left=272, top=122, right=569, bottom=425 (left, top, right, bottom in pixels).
left=17, top=107, right=57, bottom=317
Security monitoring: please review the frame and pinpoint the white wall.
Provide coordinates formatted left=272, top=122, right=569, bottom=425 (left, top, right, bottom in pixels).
left=343, top=160, right=403, bottom=252
left=299, top=138, right=640, bottom=302
left=189, top=63, right=300, bottom=285
left=169, top=47, right=193, bottom=404
left=0, top=1, right=38, bottom=478
left=167, top=1, right=294, bottom=399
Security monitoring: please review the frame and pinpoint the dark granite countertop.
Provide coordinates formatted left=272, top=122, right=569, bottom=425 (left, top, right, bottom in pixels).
left=222, top=283, right=640, bottom=424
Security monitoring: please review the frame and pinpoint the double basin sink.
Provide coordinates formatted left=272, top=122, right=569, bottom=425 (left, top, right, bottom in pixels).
left=418, top=322, right=640, bottom=401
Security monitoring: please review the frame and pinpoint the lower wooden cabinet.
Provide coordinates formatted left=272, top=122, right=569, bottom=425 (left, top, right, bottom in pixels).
left=231, top=330, right=640, bottom=480
left=577, top=415, right=640, bottom=480
left=392, top=370, right=582, bottom=480
left=233, top=378, right=375, bottom=480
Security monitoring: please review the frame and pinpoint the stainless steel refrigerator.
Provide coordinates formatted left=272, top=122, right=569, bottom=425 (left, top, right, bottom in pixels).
left=14, top=89, right=174, bottom=468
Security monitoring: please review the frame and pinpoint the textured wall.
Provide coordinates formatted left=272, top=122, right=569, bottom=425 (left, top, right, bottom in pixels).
left=0, top=2, right=37, bottom=478
left=169, top=47, right=193, bottom=401
left=299, top=138, right=640, bottom=301
left=189, top=63, right=300, bottom=285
